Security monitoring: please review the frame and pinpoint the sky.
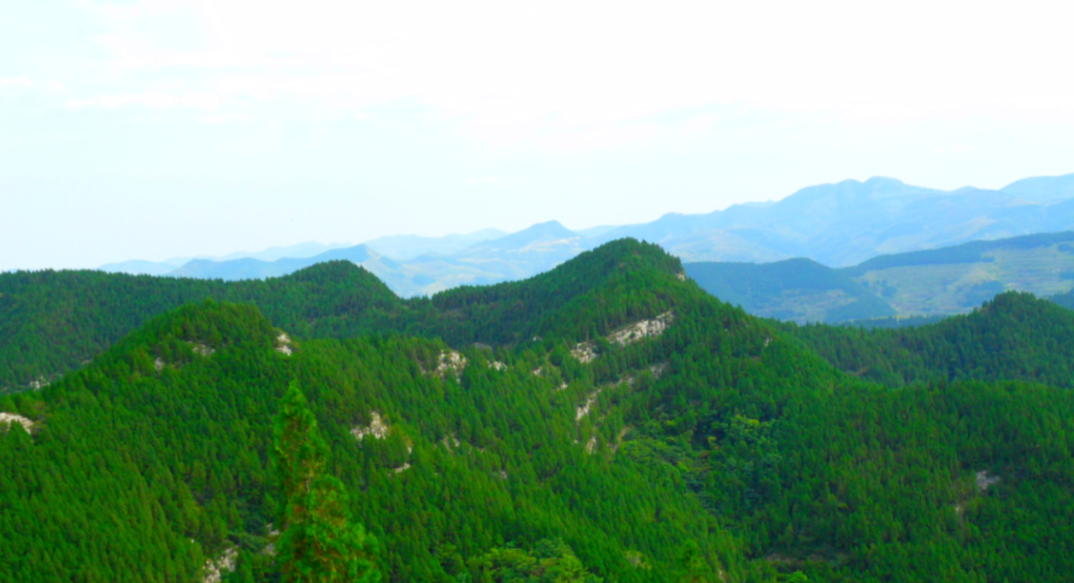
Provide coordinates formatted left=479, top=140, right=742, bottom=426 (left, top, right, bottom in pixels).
left=2, top=0, right=1074, bottom=270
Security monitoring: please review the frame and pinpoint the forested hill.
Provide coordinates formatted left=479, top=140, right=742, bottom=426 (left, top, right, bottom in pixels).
left=0, top=240, right=682, bottom=392
left=0, top=260, right=408, bottom=392
left=789, top=291, right=1074, bottom=388
left=686, top=230, right=1074, bottom=324
left=4, top=241, right=1074, bottom=582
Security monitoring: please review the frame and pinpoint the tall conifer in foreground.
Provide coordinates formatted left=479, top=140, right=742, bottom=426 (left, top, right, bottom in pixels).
left=273, top=381, right=381, bottom=583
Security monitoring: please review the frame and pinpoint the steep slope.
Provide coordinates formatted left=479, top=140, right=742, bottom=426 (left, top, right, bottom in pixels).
left=0, top=272, right=749, bottom=582
left=4, top=242, right=1074, bottom=582
left=0, top=240, right=673, bottom=392
left=685, top=258, right=896, bottom=323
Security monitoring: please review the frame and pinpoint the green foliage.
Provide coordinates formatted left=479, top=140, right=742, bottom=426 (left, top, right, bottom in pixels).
left=0, top=239, right=676, bottom=391
left=3, top=240, right=1074, bottom=583
left=274, top=383, right=379, bottom=583
left=468, top=539, right=602, bottom=583
left=789, top=291, right=1074, bottom=388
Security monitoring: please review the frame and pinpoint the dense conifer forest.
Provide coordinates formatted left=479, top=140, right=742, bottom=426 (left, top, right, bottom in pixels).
left=3, top=239, right=1074, bottom=582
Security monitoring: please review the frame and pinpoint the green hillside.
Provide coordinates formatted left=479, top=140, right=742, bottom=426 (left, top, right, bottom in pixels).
left=3, top=240, right=1074, bottom=582
left=684, top=259, right=895, bottom=324
left=788, top=291, right=1074, bottom=389
left=0, top=241, right=680, bottom=392
left=685, top=230, right=1074, bottom=324
left=0, top=262, right=408, bottom=392
left=846, top=231, right=1074, bottom=316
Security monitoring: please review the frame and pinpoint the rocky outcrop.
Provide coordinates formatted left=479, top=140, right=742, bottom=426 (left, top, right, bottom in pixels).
left=571, top=342, right=598, bottom=363
left=975, top=470, right=1000, bottom=492
left=351, top=412, right=389, bottom=441
left=576, top=390, right=602, bottom=421
left=434, top=351, right=467, bottom=379
left=276, top=333, right=293, bottom=356
left=201, top=547, right=237, bottom=583
left=608, top=312, right=674, bottom=346
left=0, top=412, right=34, bottom=433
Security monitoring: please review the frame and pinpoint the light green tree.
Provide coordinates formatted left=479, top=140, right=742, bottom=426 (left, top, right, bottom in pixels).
left=273, top=381, right=381, bottom=583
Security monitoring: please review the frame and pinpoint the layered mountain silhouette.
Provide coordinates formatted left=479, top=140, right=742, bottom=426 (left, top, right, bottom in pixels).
left=99, top=173, right=1074, bottom=296
left=687, top=230, right=1074, bottom=324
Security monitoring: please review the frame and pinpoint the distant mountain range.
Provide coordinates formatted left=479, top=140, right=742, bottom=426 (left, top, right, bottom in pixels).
left=98, top=173, right=1074, bottom=296
left=100, top=241, right=354, bottom=276
left=686, top=231, right=1074, bottom=324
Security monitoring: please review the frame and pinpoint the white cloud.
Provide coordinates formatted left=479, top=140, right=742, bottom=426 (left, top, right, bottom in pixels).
left=0, top=77, right=33, bottom=88
left=61, top=0, right=1071, bottom=129
left=67, top=90, right=220, bottom=110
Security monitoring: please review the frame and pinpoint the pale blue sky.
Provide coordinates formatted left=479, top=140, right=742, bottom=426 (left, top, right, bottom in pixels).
left=3, top=0, right=1074, bottom=270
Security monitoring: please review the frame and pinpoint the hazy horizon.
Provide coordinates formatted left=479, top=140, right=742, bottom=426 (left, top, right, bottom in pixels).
left=4, top=0, right=1074, bottom=270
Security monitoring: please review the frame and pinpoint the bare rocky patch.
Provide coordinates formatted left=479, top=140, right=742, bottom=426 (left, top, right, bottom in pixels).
left=441, top=434, right=462, bottom=450
left=28, top=377, right=50, bottom=390
left=191, top=343, right=214, bottom=357
left=975, top=470, right=1000, bottom=492
left=276, top=333, right=293, bottom=356
left=351, top=412, right=389, bottom=441
left=571, top=342, right=598, bottom=363
left=201, top=546, right=237, bottom=583
left=434, top=350, right=467, bottom=380
left=608, top=312, right=674, bottom=346
left=576, top=390, right=602, bottom=421
left=0, top=412, right=34, bottom=433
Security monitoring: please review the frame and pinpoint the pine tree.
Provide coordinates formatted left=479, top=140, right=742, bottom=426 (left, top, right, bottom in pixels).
left=273, top=381, right=381, bottom=583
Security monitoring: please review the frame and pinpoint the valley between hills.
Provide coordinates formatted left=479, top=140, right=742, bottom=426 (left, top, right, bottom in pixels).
left=3, top=239, right=1074, bottom=582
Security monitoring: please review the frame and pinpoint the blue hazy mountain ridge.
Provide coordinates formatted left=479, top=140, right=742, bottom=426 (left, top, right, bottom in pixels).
left=361, top=228, right=506, bottom=260
left=596, top=174, right=1074, bottom=266
left=450, top=220, right=586, bottom=276
left=99, top=241, right=351, bottom=276
left=97, top=259, right=186, bottom=276
left=1000, top=173, right=1074, bottom=203
left=97, top=172, right=1074, bottom=296
left=684, top=258, right=897, bottom=324
left=686, top=230, right=1074, bottom=324
left=171, top=245, right=400, bottom=284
